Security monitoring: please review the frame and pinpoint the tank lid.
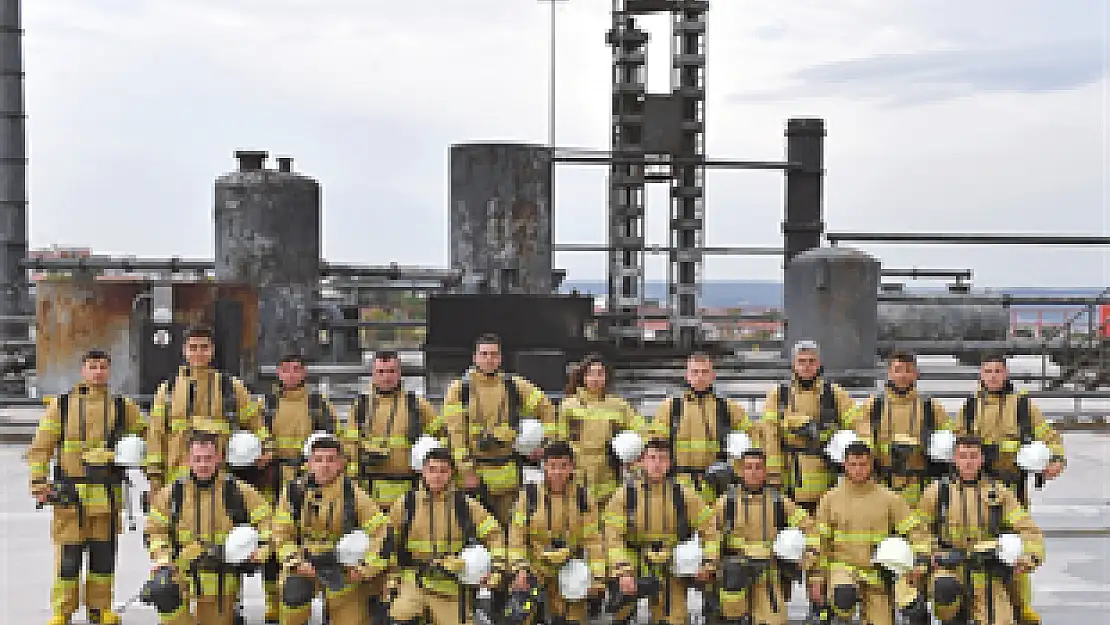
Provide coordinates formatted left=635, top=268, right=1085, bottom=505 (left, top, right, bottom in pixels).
left=276, top=156, right=294, bottom=173
left=234, top=150, right=269, bottom=172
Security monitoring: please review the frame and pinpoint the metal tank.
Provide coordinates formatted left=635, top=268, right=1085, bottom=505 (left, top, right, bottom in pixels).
left=878, top=287, right=1010, bottom=342
left=449, top=143, right=554, bottom=294
left=784, top=247, right=880, bottom=383
left=214, top=151, right=320, bottom=370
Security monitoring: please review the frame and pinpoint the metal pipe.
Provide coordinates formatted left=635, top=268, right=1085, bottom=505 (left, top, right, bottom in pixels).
left=828, top=232, right=1110, bottom=246
left=877, top=294, right=1110, bottom=306
left=554, top=243, right=782, bottom=255
left=881, top=268, right=973, bottom=279
left=552, top=154, right=793, bottom=169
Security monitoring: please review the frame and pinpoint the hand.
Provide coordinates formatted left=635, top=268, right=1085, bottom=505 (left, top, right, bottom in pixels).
left=528, top=447, right=544, bottom=461
left=479, top=573, right=491, bottom=587
left=808, top=581, right=824, bottom=603
left=347, top=567, right=366, bottom=582
left=249, top=550, right=263, bottom=564
left=906, top=568, right=922, bottom=584
left=512, top=570, right=530, bottom=591
left=255, top=452, right=274, bottom=468
left=296, top=562, right=316, bottom=577
left=618, top=575, right=636, bottom=595
left=1043, top=460, right=1065, bottom=480
left=695, top=566, right=713, bottom=583
left=34, top=490, right=50, bottom=505
left=463, top=472, right=480, bottom=489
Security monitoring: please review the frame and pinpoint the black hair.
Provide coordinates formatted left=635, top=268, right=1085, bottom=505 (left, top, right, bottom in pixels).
left=373, top=350, right=400, bottom=362
left=888, top=351, right=917, bottom=366
left=278, top=353, right=306, bottom=365
left=644, top=438, right=671, bottom=453
left=981, top=352, right=1008, bottom=366
left=566, top=353, right=609, bottom=395
left=474, top=333, right=502, bottom=350
left=82, top=349, right=111, bottom=363
left=188, top=430, right=219, bottom=447
left=543, top=440, right=575, bottom=461
left=844, top=441, right=873, bottom=459
left=423, top=447, right=453, bottom=466
left=955, top=435, right=984, bottom=449
left=740, top=448, right=766, bottom=461
left=308, top=436, right=344, bottom=456
left=184, top=324, right=215, bottom=342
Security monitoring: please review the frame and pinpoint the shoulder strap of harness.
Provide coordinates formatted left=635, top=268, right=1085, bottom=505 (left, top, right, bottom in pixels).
left=354, top=393, right=370, bottom=435
left=715, top=395, right=730, bottom=460
left=108, top=396, right=126, bottom=448
left=342, top=476, right=357, bottom=534
left=405, top=391, right=420, bottom=443
left=769, top=487, right=786, bottom=530
left=870, top=393, right=884, bottom=446
left=263, top=393, right=277, bottom=433
left=169, top=478, right=186, bottom=557
left=577, top=484, right=589, bottom=514
left=669, top=397, right=683, bottom=459
left=1016, top=393, right=1032, bottom=444
left=921, top=396, right=936, bottom=449
left=819, top=381, right=838, bottom=425
left=724, top=485, right=736, bottom=534
left=777, top=383, right=790, bottom=415
left=625, top=481, right=637, bottom=531
left=455, top=489, right=477, bottom=543
left=221, top=373, right=238, bottom=430
left=396, top=489, right=418, bottom=566
left=963, top=395, right=977, bottom=434
left=56, top=393, right=71, bottom=457
left=504, top=376, right=521, bottom=428
left=524, top=482, right=539, bottom=525
left=672, top=479, right=691, bottom=541
left=308, top=392, right=330, bottom=433
left=223, top=476, right=249, bottom=525
left=934, top=475, right=951, bottom=543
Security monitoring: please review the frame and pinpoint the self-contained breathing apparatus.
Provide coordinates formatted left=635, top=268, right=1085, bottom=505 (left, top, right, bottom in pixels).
left=285, top=473, right=360, bottom=591
left=777, top=382, right=840, bottom=494
left=869, top=393, right=941, bottom=486
left=714, top=484, right=794, bottom=625
left=352, top=389, right=421, bottom=475
left=963, top=391, right=1046, bottom=505
left=260, top=389, right=333, bottom=488
left=668, top=392, right=735, bottom=496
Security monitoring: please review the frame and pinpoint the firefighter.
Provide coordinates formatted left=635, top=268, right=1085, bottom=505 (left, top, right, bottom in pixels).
left=256, top=353, right=343, bottom=623
left=954, top=352, right=1064, bottom=625
left=604, top=438, right=713, bottom=625
left=852, top=351, right=954, bottom=506
left=760, top=340, right=855, bottom=509
left=273, top=434, right=389, bottom=625
left=809, top=441, right=928, bottom=625
left=144, top=428, right=272, bottom=625
left=28, top=349, right=147, bottom=625
left=386, top=445, right=506, bottom=625
left=557, top=354, right=645, bottom=503
left=146, top=324, right=268, bottom=492
left=916, top=436, right=1045, bottom=625
left=443, top=333, right=556, bottom=524
left=507, top=441, right=605, bottom=625
left=701, top=448, right=818, bottom=625
left=651, top=352, right=751, bottom=502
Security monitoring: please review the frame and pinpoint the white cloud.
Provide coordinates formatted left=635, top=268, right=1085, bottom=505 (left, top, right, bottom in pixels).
left=21, top=0, right=1110, bottom=287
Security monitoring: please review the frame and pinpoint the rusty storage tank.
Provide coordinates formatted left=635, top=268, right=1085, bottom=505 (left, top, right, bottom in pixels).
left=878, top=285, right=1010, bottom=342
left=784, top=247, right=880, bottom=384
left=449, top=143, right=554, bottom=294
left=214, top=151, right=320, bottom=368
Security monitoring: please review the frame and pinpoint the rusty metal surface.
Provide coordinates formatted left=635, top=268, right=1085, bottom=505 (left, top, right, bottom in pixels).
left=449, top=143, right=553, bottom=295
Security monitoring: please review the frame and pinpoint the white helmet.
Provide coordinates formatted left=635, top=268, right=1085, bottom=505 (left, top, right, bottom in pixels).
left=1016, top=441, right=1051, bottom=473
left=522, top=465, right=545, bottom=485
left=725, top=431, right=752, bottom=460
left=223, top=525, right=259, bottom=565
left=302, top=431, right=336, bottom=460
left=410, top=435, right=443, bottom=471
left=611, top=430, right=644, bottom=464
left=873, top=537, right=915, bottom=575
left=459, top=544, right=492, bottom=586
left=227, top=431, right=262, bottom=467
left=928, top=430, right=957, bottom=463
left=772, top=528, right=807, bottom=563
left=337, top=530, right=371, bottom=566
left=114, top=435, right=146, bottom=468
left=672, top=534, right=703, bottom=577
left=513, top=418, right=546, bottom=455
left=558, top=559, right=592, bottom=601
left=825, top=430, right=860, bottom=465
left=996, top=534, right=1024, bottom=566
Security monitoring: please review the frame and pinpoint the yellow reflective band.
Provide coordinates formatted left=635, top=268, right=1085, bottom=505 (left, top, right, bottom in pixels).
left=1000, top=440, right=1021, bottom=453
left=833, top=530, right=886, bottom=543
left=475, top=463, right=518, bottom=491
left=604, top=514, right=627, bottom=528
left=476, top=517, right=498, bottom=538
left=148, top=510, right=170, bottom=524
left=523, top=389, right=543, bottom=415
left=1004, top=509, right=1029, bottom=525
left=61, top=440, right=85, bottom=452
left=40, top=419, right=61, bottom=433
left=607, top=548, right=633, bottom=563
left=443, top=404, right=465, bottom=417
left=895, top=516, right=919, bottom=535
left=150, top=406, right=167, bottom=417
left=372, top=479, right=413, bottom=504
left=365, top=512, right=389, bottom=532
left=675, top=439, right=720, bottom=452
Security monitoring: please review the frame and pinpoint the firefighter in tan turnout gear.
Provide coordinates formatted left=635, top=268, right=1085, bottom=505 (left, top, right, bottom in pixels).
left=443, top=333, right=556, bottom=523
left=915, top=436, right=1045, bottom=625
left=256, top=353, right=343, bottom=623
left=28, top=349, right=147, bottom=625
left=273, top=434, right=389, bottom=625
left=604, top=438, right=712, bottom=625
left=143, top=428, right=272, bottom=625
left=953, top=353, right=1064, bottom=625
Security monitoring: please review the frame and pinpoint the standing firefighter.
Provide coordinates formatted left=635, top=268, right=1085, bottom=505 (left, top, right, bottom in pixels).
left=146, top=324, right=268, bottom=491
left=701, top=448, right=818, bottom=625
left=955, top=353, right=1064, bottom=625
left=916, top=436, right=1045, bottom=625
left=28, top=349, right=147, bottom=625
left=760, top=341, right=855, bottom=508
left=143, top=429, right=272, bottom=625
left=256, top=353, right=343, bottom=623
left=604, top=438, right=712, bottom=625
left=386, top=445, right=506, bottom=625
left=273, top=434, right=389, bottom=625
left=853, top=351, right=954, bottom=506
left=651, top=352, right=751, bottom=502
left=444, top=334, right=555, bottom=523
left=557, top=354, right=644, bottom=503
left=507, top=442, right=605, bottom=625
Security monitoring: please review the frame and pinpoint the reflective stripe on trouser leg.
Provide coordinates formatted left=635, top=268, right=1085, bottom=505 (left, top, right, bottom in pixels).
left=52, top=543, right=83, bottom=617
left=85, top=539, right=117, bottom=611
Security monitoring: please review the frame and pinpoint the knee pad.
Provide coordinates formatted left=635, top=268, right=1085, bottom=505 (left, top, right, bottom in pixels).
left=141, top=569, right=183, bottom=615
left=58, top=544, right=83, bottom=579
left=832, top=584, right=858, bottom=613
left=933, top=577, right=962, bottom=606
left=282, top=575, right=316, bottom=609
left=86, top=541, right=116, bottom=575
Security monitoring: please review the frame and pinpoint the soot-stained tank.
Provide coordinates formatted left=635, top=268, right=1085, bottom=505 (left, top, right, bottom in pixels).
left=878, top=288, right=1010, bottom=342
left=214, top=151, right=320, bottom=368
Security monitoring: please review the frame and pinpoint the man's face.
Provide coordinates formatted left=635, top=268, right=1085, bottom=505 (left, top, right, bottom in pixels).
left=740, top=457, right=766, bottom=489
left=184, top=336, right=215, bottom=368
left=793, top=351, right=820, bottom=380
left=422, top=459, right=452, bottom=492
left=189, top=441, right=220, bottom=481
left=81, top=358, right=111, bottom=386
left=844, top=453, right=873, bottom=484
left=888, top=360, right=918, bottom=391
left=584, top=363, right=607, bottom=393
left=277, top=359, right=306, bottom=389
left=980, top=361, right=1008, bottom=392
left=953, top=443, right=984, bottom=481
left=307, top=447, right=344, bottom=486
left=544, top=456, right=575, bottom=492
left=372, top=357, right=402, bottom=392
left=641, top=447, right=671, bottom=482
left=474, top=342, right=501, bottom=374
left=685, top=357, right=715, bottom=392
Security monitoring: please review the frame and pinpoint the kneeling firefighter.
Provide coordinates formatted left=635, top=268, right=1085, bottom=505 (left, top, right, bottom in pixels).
left=603, top=438, right=713, bottom=625
left=507, top=441, right=605, bottom=625
left=28, top=349, right=148, bottom=625
left=916, top=436, right=1045, bottom=625
left=386, top=444, right=506, bottom=625
left=273, top=434, right=389, bottom=625
left=143, top=428, right=272, bottom=625
left=702, top=448, right=818, bottom=625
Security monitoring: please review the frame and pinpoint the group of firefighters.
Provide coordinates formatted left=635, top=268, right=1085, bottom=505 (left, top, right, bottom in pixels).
left=28, top=325, right=1067, bottom=625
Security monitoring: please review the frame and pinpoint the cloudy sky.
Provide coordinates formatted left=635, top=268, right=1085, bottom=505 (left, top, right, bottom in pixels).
left=22, top=0, right=1110, bottom=287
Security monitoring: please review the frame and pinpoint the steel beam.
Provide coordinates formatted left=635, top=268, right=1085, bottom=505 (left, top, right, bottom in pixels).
left=881, top=268, right=973, bottom=280
left=555, top=243, right=782, bottom=255
left=828, top=233, right=1110, bottom=246
left=877, top=295, right=1110, bottom=306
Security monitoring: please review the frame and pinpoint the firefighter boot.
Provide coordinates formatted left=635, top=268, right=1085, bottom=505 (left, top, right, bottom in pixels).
left=1016, top=572, right=1040, bottom=624
left=87, top=609, right=122, bottom=624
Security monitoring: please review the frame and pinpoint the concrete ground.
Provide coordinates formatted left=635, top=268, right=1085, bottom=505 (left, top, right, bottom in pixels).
left=2, top=433, right=1107, bottom=624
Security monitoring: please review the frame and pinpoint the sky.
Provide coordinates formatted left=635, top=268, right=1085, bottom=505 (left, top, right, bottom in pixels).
left=21, top=0, right=1110, bottom=287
